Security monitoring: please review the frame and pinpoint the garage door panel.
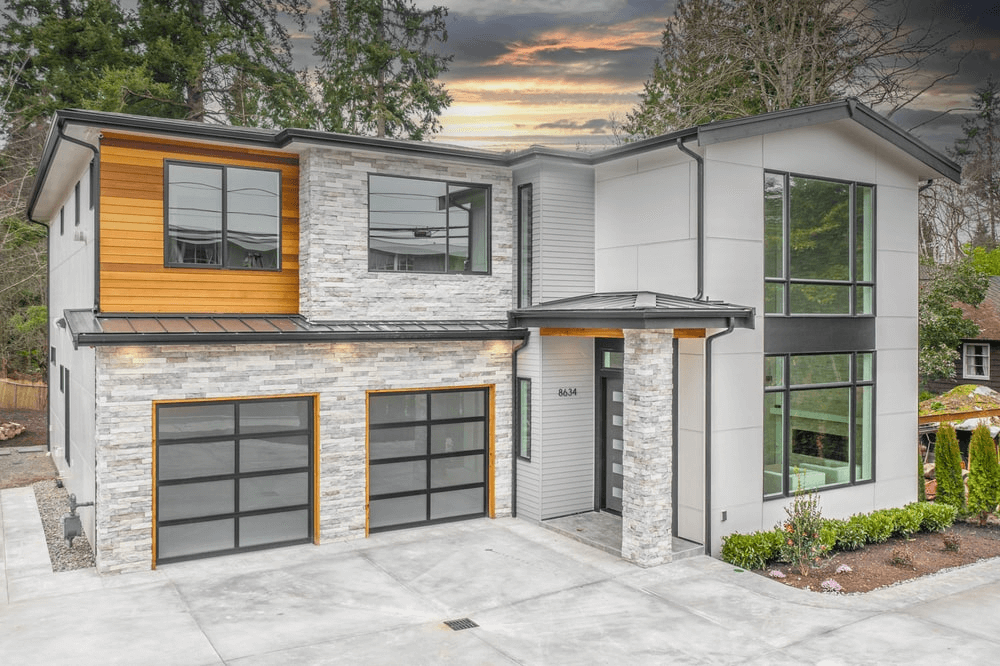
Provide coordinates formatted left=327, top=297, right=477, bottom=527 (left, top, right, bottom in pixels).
left=240, top=399, right=310, bottom=433
left=431, top=488, right=484, bottom=520
left=431, top=423, right=484, bottom=453
left=159, top=403, right=235, bottom=439
left=431, top=391, right=485, bottom=418
left=370, top=426, right=427, bottom=459
left=430, top=455, right=484, bottom=488
left=159, top=441, right=236, bottom=480
left=239, top=510, right=308, bottom=547
left=240, top=435, right=309, bottom=472
left=370, top=460, right=426, bottom=495
left=239, top=472, right=309, bottom=512
left=370, top=393, right=427, bottom=424
left=369, top=496, right=427, bottom=529
left=159, top=480, right=235, bottom=520
left=159, top=519, right=235, bottom=559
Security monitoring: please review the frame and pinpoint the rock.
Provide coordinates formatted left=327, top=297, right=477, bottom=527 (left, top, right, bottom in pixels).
left=0, top=421, right=27, bottom=441
left=924, top=463, right=936, bottom=479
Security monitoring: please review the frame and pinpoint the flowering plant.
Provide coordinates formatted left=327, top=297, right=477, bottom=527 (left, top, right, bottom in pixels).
left=835, top=564, right=852, bottom=574
left=768, top=570, right=786, bottom=579
left=777, top=483, right=828, bottom=576
left=820, top=579, right=842, bottom=592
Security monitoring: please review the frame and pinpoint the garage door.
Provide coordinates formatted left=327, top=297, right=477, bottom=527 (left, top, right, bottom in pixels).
left=368, top=388, right=489, bottom=532
left=155, top=397, right=314, bottom=563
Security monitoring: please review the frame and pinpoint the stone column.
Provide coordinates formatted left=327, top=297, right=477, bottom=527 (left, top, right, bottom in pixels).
left=621, top=329, right=674, bottom=567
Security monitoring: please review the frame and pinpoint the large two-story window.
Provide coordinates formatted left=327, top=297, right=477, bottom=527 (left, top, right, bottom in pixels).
left=764, top=353, right=874, bottom=497
left=368, top=174, right=490, bottom=273
left=765, top=173, right=874, bottom=315
left=165, top=162, right=281, bottom=270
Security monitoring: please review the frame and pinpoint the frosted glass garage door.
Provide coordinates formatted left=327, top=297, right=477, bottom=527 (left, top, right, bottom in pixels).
left=155, top=397, right=313, bottom=563
left=368, top=388, right=489, bottom=531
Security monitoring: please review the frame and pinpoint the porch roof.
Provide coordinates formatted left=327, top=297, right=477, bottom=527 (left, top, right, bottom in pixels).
left=508, top=291, right=755, bottom=330
left=61, top=310, right=527, bottom=347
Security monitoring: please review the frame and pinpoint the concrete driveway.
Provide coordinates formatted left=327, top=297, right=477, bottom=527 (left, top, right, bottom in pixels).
left=4, top=485, right=1000, bottom=664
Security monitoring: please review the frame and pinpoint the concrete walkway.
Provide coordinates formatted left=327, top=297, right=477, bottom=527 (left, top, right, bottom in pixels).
left=3, top=487, right=1000, bottom=664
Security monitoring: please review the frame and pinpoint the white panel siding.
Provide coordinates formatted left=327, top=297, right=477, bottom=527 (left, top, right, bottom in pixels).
left=514, top=331, right=542, bottom=520
left=539, top=336, right=595, bottom=518
left=537, top=163, right=595, bottom=301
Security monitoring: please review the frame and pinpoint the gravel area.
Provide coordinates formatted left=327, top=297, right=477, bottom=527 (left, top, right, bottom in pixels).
left=32, top=480, right=97, bottom=572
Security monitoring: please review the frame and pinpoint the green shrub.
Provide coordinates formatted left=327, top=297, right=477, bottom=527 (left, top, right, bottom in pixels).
left=912, top=501, right=957, bottom=532
left=967, top=423, right=1000, bottom=526
left=720, top=530, right=782, bottom=570
left=888, top=506, right=922, bottom=538
left=934, top=423, right=966, bottom=513
left=860, top=511, right=894, bottom=544
left=819, top=519, right=842, bottom=552
left=834, top=516, right=867, bottom=551
left=918, top=447, right=926, bottom=502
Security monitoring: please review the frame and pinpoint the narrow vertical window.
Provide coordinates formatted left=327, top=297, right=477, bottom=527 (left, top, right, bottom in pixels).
left=517, top=184, right=533, bottom=307
left=60, top=207, right=64, bottom=236
left=74, top=181, right=81, bottom=226
left=516, top=378, right=531, bottom=460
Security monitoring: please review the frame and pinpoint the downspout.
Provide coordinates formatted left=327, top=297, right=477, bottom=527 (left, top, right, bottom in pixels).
left=56, top=122, right=100, bottom=312
left=676, top=138, right=705, bottom=301
left=25, top=213, right=50, bottom=455
left=511, top=333, right=531, bottom=518
left=919, top=180, right=934, bottom=194
left=703, top=317, right=735, bottom=556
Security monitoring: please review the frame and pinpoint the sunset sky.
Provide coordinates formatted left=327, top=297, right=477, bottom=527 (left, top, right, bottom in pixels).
left=292, top=0, right=1000, bottom=153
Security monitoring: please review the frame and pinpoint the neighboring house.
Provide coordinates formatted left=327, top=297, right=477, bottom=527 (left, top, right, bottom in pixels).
left=926, top=276, right=1000, bottom=395
left=28, top=100, right=959, bottom=573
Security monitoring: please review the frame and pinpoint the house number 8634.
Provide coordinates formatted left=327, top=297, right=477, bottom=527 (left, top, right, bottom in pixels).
left=557, top=388, right=577, bottom=397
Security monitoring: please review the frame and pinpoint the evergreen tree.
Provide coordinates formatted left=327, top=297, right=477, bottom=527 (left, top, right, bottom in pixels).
left=313, top=0, right=452, bottom=139
left=953, top=78, right=1000, bottom=248
left=625, top=0, right=955, bottom=136
left=934, top=423, right=966, bottom=513
left=967, top=423, right=1000, bottom=526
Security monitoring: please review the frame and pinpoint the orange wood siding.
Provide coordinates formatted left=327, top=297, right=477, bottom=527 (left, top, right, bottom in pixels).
left=99, top=131, right=299, bottom=314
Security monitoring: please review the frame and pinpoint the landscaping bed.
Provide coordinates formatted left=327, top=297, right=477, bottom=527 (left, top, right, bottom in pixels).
left=756, top=519, right=1000, bottom=593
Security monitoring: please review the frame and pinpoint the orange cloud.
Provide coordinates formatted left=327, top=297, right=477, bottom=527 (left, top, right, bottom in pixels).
left=488, top=16, right=666, bottom=67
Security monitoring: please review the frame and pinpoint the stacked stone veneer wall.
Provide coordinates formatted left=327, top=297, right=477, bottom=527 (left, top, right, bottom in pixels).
left=298, top=147, right=514, bottom=320
left=621, top=329, right=674, bottom=567
left=94, top=340, right=513, bottom=574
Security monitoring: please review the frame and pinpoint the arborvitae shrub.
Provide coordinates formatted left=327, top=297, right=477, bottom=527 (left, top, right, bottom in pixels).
left=967, top=424, right=1000, bottom=526
left=934, top=423, right=966, bottom=513
left=918, top=447, right=926, bottom=502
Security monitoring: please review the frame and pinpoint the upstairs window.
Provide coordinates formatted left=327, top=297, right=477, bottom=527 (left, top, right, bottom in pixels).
left=368, top=174, right=490, bottom=274
left=964, top=343, right=990, bottom=379
left=165, top=162, right=281, bottom=270
left=765, top=173, right=874, bottom=315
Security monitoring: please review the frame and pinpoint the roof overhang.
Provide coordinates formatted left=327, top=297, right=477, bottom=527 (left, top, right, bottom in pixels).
left=63, top=310, right=527, bottom=347
left=509, top=292, right=755, bottom=330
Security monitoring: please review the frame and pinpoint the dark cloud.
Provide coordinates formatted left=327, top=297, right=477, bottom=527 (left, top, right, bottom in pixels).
left=535, top=118, right=611, bottom=133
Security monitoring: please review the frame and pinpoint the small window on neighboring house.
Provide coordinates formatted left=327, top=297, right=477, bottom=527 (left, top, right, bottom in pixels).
left=368, top=174, right=490, bottom=274
left=964, top=343, right=990, bottom=379
left=516, top=378, right=531, bottom=460
left=165, top=161, right=282, bottom=270
left=74, top=181, right=81, bottom=226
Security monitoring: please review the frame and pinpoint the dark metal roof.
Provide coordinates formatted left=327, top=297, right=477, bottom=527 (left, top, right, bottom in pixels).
left=63, top=310, right=526, bottom=347
left=509, top=291, right=755, bottom=330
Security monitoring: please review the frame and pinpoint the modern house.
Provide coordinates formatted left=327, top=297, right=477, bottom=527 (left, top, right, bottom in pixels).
left=926, top=275, right=1000, bottom=396
left=28, top=100, right=959, bottom=573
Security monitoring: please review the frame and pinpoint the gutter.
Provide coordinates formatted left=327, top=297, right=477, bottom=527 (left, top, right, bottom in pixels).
left=703, top=318, right=735, bottom=556
left=676, top=138, right=705, bottom=300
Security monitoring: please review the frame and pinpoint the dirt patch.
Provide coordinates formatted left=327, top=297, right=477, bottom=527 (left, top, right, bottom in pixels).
left=0, top=408, right=55, bottom=489
left=756, top=521, right=1000, bottom=593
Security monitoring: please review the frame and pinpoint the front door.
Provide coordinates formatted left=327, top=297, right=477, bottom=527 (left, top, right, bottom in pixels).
left=597, top=339, right=624, bottom=514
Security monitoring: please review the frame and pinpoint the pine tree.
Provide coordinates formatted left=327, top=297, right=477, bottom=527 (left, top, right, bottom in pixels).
left=313, top=0, right=452, bottom=140
left=967, top=423, right=1000, bottom=526
left=934, top=423, right=966, bottom=513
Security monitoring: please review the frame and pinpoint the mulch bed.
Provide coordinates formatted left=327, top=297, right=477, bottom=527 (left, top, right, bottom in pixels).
left=756, top=520, right=1000, bottom=593
left=0, top=408, right=55, bottom=489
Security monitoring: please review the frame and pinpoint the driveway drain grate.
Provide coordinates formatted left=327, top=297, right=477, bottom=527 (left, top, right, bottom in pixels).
left=444, top=618, right=479, bottom=631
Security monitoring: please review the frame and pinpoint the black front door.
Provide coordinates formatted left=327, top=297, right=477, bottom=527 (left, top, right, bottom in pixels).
left=597, top=339, right=624, bottom=514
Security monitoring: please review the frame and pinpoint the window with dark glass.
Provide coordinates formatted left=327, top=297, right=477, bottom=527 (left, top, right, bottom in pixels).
left=764, top=352, right=874, bottom=497
left=517, top=184, right=532, bottom=307
left=963, top=343, right=990, bottom=379
left=165, top=162, right=281, bottom=270
left=516, top=378, right=531, bottom=460
left=368, top=174, right=490, bottom=274
left=765, top=173, right=874, bottom=315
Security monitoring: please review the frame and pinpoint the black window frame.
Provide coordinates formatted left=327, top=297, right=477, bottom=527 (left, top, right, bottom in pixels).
left=764, top=171, right=876, bottom=318
left=154, top=396, right=314, bottom=564
left=517, top=183, right=533, bottom=307
left=764, top=351, right=876, bottom=499
left=74, top=181, right=81, bottom=227
left=163, top=160, right=283, bottom=272
left=367, top=173, right=492, bottom=275
left=367, top=387, right=490, bottom=532
left=515, top=377, right=531, bottom=460
left=59, top=207, right=64, bottom=236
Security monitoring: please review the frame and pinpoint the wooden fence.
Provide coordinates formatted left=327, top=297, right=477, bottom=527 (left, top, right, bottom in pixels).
left=0, top=377, right=47, bottom=411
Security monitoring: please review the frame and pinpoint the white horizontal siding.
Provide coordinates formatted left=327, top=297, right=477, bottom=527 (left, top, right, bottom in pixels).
left=513, top=331, right=541, bottom=520
left=538, top=163, right=595, bottom=303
